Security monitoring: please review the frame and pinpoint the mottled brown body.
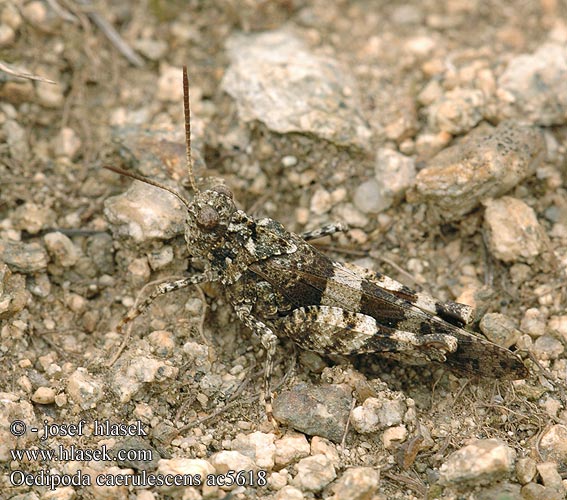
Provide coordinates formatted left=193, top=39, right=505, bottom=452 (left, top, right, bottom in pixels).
left=106, top=66, right=527, bottom=425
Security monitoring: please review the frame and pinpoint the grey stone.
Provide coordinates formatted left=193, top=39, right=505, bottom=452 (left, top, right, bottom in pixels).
left=411, top=121, right=545, bottom=221
left=329, top=466, right=380, bottom=500
left=66, top=368, right=104, bottom=410
left=0, top=240, right=49, bottom=273
left=479, top=313, right=522, bottom=349
left=104, top=181, right=185, bottom=243
left=474, top=482, right=522, bottom=500
left=484, top=197, right=550, bottom=263
left=293, top=454, right=336, bottom=492
left=353, top=179, right=382, bottom=214
left=12, top=202, right=56, bottom=235
left=516, top=457, right=537, bottom=484
left=0, top=263, right=28, bottom=320
left=428, top=88, right=485, bottom=135
left=532, top=335, right=564, bottom=360
left=222, top=29, right=371, bottom=150
left=350, top=395, right=406, bottom=434
left=44, top=232, right=79, bottom=267
left=272, top=383, right=352, bottom=443
left=231, top=431, right=276, bottom=469
left=439, top=439, right=516, bottom=486
left=3, top=119, right=30, bottom=163
left=373, top=148, right=416, bottom=212
left=111, top=124, right=205, bottom=180
left=498, top=43, right=567, bottom=126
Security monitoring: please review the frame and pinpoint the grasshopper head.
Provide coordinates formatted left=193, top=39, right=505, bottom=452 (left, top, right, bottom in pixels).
left=184, top=184, right=237, bottom=257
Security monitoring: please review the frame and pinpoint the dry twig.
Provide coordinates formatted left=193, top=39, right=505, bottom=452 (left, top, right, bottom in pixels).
left=0, top=61, right=56, bottom=84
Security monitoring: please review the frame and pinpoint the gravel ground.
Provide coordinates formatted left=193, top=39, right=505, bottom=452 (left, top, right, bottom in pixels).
left=1, top=1, right=567, bottom=499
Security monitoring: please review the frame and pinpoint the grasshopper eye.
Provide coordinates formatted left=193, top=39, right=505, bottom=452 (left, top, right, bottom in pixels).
left=196, top=205, right=219, bottom=229
left=212, top=185, right=233, bottom=198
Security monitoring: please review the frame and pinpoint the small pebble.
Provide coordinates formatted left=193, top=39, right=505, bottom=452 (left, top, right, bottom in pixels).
left=282, top=155, right=298, bottom=167
left=272, top=383, right=352, bottom=443
left=134, top=39, right=167, bottom=61
left=353, top=179, right=382, bottom=214
left=183, top=342, right=210, bottom=369
left=428, top=88, right=485, bottom=134
left=0, top=25, right=15, bottom=46
left=328, top=466, right=380, bottom=500
left=22, top=1, right=48, bottom=25
left=520, top=308, right=547, bottom=337
left=439, top=439, right=516, bottom=486
left=127, top=257, right=151, bottom=285
left=0, top=240, right=49, bottom=273
left=0, top=264, right=28, bottom=320
left=293, top=454, right=336, bottom=492
left=414, top=130, right=452, bottom=159
left=479, top=313, right=521, bottom=349
left=36, top=79, right=64, bottom=108
left=310, top=188, right=333, bottom=215
left=148, top=330, right=176, bottom=357
left=358, top=148, right=416, bottom=213
left=231, top=431, right=276, bottom=469
left=12, top=202, right=56, bottom=234
left=268, top=469, right=289, bottom=490
left=310, top=436, right=340, bottom=464
left=537, top=462, right=563, bottom=490
left=548, top=315, right=567, bottom=342
left=383, top=93, right=418, bottom=142
left=350, top=394, right=406, bottom=434
left=382, top=425, right=408, bottom=449
left=516, top=457, right=537, bottom=484
left=104, top=182, right=185, bottom=242
left=274, top=486, right=304, bottom=500
left=147, top=246, right=174, bottom=271
left=4, top=119, right=30, bottom=163
left=498, top=43, right=567, bottom=125
left=31, top=386, right=56, bottom=404
left=210, top=450, right=257, bottom=474
left=333, top=203, right=369, bottom=228
left=274, top=432, right=310, bottom=466
left=2, top=3, right=22, bottom=30
left=53, top=127, right=81, bottom=159
left=43, top=486, right=76, bottom=500
left=44, top=232, right=79, bottom=267
left=484, top=197, right=549, bottom=263
left=66, top=293, right=86, bottom=313
left=66, top=368, right=104, bottom=410
left=157, top=458, right=215, bottom=492
left=135, top=490, right=156, bottom=500
left=532, top=336, right=564, bottom=360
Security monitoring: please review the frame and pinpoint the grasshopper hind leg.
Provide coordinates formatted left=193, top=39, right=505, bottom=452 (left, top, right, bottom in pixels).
left=233, top=303, right=280, bottom=427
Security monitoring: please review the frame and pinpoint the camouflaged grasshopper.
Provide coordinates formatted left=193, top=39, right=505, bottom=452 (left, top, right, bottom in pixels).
left=106, top=67, right=527, bottom=423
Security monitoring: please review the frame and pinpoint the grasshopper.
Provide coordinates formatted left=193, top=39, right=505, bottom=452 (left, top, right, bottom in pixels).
left=105, top=67, right=527, bottom=423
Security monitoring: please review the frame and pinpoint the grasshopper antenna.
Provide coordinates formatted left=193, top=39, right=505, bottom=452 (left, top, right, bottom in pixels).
left=183, top=65, right=199, bottom=194
left=104, top=66, right=200, bottom=208
left=103, top=165, right=191, bottom=210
